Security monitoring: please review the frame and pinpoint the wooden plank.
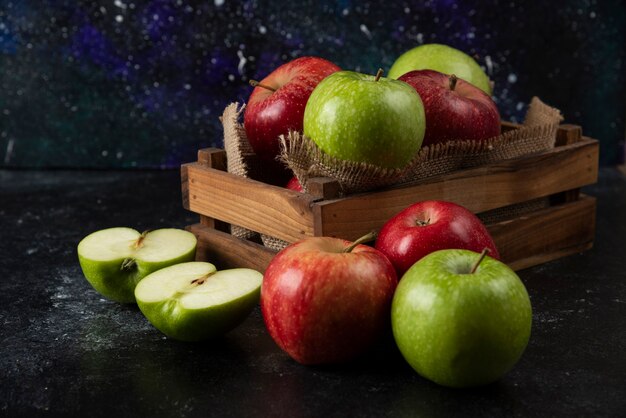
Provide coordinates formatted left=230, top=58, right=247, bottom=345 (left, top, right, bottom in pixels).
left=556, top=124, right=582, bottom=146
left=488, top=195, right=596, bottom=271
left=500, top=121, right=521, bottom=132
left=187, top=224, right=277, bottom=272
left=307, top=177, right=341, bottom=200
left=196, top=148, right=230, bottom=232
left=185, top=162, right=316, bottom=242
left=314, top=138, right=599, bottom=240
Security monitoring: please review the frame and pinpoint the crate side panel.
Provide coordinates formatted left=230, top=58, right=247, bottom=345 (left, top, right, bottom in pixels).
left=488, top=195, right=596, bottom=271
left=186, top=163, right=315, bottom=242
left=315, top=139, right=598, bottom=241
left=187, top=224, right=277, bottom=272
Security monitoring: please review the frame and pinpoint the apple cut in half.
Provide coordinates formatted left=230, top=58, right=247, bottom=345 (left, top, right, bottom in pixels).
left=78, top=228, right=197, bottom=303
left=135, top=262, right=263, bottom=341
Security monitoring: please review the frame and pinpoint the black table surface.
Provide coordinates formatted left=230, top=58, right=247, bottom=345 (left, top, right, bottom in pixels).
left=1, top=168, right=625, bottom=417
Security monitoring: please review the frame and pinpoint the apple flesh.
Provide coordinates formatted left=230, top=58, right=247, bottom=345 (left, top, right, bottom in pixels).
left=77, top=228, right=197, bottom=303
left=261, top=235, right=398, bottom=365
left=375, top=200, right=499, bottom=277
left=135, top=262, right=263, bottom=341
left=392, top=249, right=532, bottom=387
left=303, top=70, right=425, bottom=169
left=399, top=70, right=500, bottom=146
left=244, top=56, right=340, bottom=163
left=388, top=43, right=493, bottom=95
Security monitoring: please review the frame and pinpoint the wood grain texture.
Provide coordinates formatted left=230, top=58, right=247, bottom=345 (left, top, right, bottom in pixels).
left=196, top=148, right=230, bottom=232
left=187, top=223, right=277, bottom=272
left=307, top=177, right=341, bottom=200
left=185, top=162, right=316, bottom=242
left=314, top=138, right=599, bottom=240
left=489, top=195, right=596, bottom=271
left=556, top=124, right=583, bottom=146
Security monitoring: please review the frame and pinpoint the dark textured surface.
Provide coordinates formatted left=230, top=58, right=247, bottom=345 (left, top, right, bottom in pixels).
left=1, top=168, right=625, bottom=417
left=1, top=1, right=625, bottom=168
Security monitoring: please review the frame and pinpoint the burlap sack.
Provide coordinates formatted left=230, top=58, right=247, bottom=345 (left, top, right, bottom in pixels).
left=280, top=97, right=563, bottom=194
left=220, top=97, right=563, bottom=252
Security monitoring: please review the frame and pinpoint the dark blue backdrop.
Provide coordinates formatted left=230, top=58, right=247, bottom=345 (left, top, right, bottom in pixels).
left=1, top=0, right=624, bottom=168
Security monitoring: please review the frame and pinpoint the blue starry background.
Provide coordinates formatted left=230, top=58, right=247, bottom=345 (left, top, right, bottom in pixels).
left=1, top=0, right=624, bottom=168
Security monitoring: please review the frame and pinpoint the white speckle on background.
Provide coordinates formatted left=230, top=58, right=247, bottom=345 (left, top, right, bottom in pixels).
left=237, top=50, right=247, bottom=75
left=508, top=73, right=518, bottom=83
left=360, top=24, right=372, bottom=40
left=215, top=0, right=225, bottom=6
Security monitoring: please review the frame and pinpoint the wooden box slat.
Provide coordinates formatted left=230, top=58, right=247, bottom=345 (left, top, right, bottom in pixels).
left=315, top=138, right=598, bottom=240
left=186, top=195, right=596, bottom=273
left=183, top=162, right=317, bottom=242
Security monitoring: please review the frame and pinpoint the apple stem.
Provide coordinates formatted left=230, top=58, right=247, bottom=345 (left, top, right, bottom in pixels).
left=121, top=258, right=136, bottom=271
left=470, top=248, right=490, bottom=274
left=249, top=79, right=276, bottom=92
left=343, top=231, right=377, bottom=253
left=374, top=68, right=384, bottom=82
left=449, top=74, right=458, bottom=91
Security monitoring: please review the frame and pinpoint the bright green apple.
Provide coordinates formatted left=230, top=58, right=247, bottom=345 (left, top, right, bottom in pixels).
left=77, top=228, right=197, bottom=303
left=391, top=249, right=532, bottom=388
left=135, top=262, right=263, bottom=341
left=388, top=44, right=493, bottom=95
left=303, top=70, right=425, bottom=169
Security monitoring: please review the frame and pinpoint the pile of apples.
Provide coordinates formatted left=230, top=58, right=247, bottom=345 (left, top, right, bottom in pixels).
left=76, top=44, right=531, bottom=389
left=78, top=199, right=531, bottom=388
left=244, top=43, right=502, bottom=186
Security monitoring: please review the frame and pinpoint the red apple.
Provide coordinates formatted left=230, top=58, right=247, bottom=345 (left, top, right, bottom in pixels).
left=261, top=235, right=397, bottom=365
left=285, top=176, right=303, bottom=192
left=398, top=69, right=500, bottom=147
left=375, top=200, right=500, bottom=277
left=244, top=57, right=341, bottom=162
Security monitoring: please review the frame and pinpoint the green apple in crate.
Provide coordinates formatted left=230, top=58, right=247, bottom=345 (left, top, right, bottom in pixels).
left=388, top=43, right=493, bottom=95
left=78, top=228, right=197, bottom=303
left=135, top=262, right=263, bottom=341
left=392, top=249, right=532, bottom=388
left=303, top=70, right=425, bottom=169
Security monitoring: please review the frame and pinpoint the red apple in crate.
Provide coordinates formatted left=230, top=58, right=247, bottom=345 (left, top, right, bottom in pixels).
left=375, top=200, right=499, bottom=277
left=244, top=57, right=341, bottom=162
left=285, top=176, right=303, bottom=192
left=398, top=70, right=500, bottom=147
left=261, top=234, right=397, bottom=365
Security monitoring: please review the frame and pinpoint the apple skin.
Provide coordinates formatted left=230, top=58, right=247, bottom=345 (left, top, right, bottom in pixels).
left=399, top=70, right=500, bottom=146
left=303, top=71, right=425, bottom=169
left=285, top=176, right=303, bottom=192
left=392, top=249, right=532, bottom=388
left=375, top=200, right=499, bottom=277
left=261, top=236, right=398, bottom=365
left=388, top=43, right=492, bottom=95
left=244, top=56, right=341, bottom=163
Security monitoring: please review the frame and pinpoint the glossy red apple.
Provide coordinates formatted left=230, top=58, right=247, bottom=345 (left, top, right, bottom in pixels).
left=261, top=234, right=397, bottom=365
left=285, top=176, right=303, bottom=192
left=375, top=200, right=500, bottom=277
left=244, top=57, right=341, bottom=162
left=398, top=69, right=500, bottom=147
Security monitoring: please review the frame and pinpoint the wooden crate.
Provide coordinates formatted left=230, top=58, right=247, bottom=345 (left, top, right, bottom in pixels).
left=181, top=122, right=599, bottom=272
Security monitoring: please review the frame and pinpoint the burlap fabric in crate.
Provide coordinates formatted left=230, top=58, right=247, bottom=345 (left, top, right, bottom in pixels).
left=221, top=97, right=563, bottom=251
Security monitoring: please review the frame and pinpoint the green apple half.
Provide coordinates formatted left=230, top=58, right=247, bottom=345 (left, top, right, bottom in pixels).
left=78, top=228, right=197, bottom=303
left=303, top=70, right=425, bottom=169
left=135, top=262, right=263, bottom=341
left=388, top=43, right=493, bottom=95
left=391, top=249, right=532, bottom=388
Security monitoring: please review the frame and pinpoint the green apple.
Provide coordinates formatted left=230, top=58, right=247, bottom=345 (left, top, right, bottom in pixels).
left=135, top=262, right=263, bottom=341
left=391, top=249, right=532, bottom=388
left=78, top=228, right=197, bottom=303
left=303, top=70, right=425, bottom=169
left=388, top=44, right=493, bottom=95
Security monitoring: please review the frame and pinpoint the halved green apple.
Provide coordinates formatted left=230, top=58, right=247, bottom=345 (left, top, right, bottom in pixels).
left=135, top=262, right=263, bottom=341
left=77, top=228, right=197, bottom=303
